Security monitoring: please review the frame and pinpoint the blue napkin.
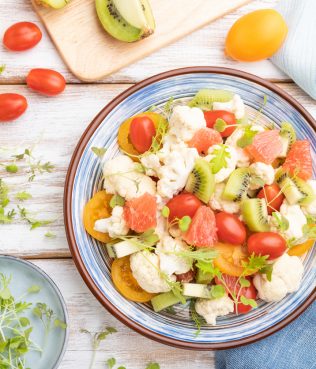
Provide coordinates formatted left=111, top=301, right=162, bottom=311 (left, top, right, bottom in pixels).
left=215, top=302, right=316, bottom=369
left=271, top=0, right=316, bottom=100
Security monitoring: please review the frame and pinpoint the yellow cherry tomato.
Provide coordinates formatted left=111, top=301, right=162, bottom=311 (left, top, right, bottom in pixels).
left=111, top=256, right=156, bottom=303
left=288, top=239, right=314, bottom=256
left=83, top=190, right=112, bottom=243
left=225, top=9, right=288, bottom=62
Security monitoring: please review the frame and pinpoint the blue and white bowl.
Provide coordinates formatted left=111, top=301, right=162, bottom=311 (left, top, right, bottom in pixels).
left=64, top=67, right=316, bottom=349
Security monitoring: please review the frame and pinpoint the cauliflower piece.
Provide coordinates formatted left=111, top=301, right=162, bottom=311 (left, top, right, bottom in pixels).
left=213, top=94, right=245, bottom=119
left=195, top=296, right=234, bottom=325
left=157, top=147, right=199, bottom=199
left=280, top=200, right=307, bottom=239
left=94, top=206, right=128, bottom=238
left=253, top=253, right=304, bottom=302
left=249, top=162, right=275, bottom=190
left=209, top=183, right=240, bottom=214
left=103, top=155, right=156, bottom=200
left=155, top=235, right=192, bottom=276
left=205, top=144, right=237, bottom=183
left=130, top=251, right=173, bottom=293
left=302, top=180, right=316, bottom=216
left=140, top=153, right=161, bottom=177
left=168, top=105, right=206, bottom=142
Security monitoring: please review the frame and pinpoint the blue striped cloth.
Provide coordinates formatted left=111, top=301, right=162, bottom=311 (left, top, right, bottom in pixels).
left=271, top=0, right=316, bottom=99
left=215, top=302, right=316, bottom=369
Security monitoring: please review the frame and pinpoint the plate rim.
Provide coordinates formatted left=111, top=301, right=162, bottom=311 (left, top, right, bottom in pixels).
left=64, top=66, right=316, bottom=350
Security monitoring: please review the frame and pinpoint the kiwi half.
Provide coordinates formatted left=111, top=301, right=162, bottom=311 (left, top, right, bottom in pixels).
left=275, top=169, right=315, bottom=205
left=185, top=159, right=215, bottom=203
left=279, top=122, right=296, bottom=157
left=188, top=89, right=233, bottom=110
left=241, top=198, right=270, bottom=232
left=222, top=168, right=251, bottom=201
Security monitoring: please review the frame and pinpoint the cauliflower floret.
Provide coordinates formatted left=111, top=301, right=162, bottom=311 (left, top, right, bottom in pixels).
left=195, top=296, right=234, bottom=325
left=204, top=144, right=237, bottom=183
left=168, top=105, right=206, bottom=142
left=280, top=200, right=307, bottom=239
left=103, top=155, right=156, bottom=200
left=130, top=251, right=174, bottom=293
left=157, top=147, right=199, bottom=199
left=213, top=94, right=245, bottom=119
left=209, top=183, right=240, bottom=214
left=140, top=153, right=162, bottom=177
left=249, top=162, right=275, bottom=190
left=155, top=235, right=192, bottom=276
left=253, top=253, right=304, bottom=302
left=94, top=206, right=128, bottom=238
left=302, top=180, right=316, bottom=216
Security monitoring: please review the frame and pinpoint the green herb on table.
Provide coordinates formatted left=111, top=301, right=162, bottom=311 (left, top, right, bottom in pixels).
left=106, top=358, right=116, bottom=369
left=45, top=231, right=56, bottom=238
left=18, top=206, right=54, bottom=230
left=15, top=191, right=32, bottom=201
left=0, top=207, right=16, bottom=224
left=0, top=64, right=5, bottom=74
left=146, top=363, right=160, bottom=369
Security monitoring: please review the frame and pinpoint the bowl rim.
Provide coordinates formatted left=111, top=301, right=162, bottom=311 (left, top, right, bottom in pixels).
left=0, top=255, right=69, bottom=367
left=64, top=66, right=316, bottom=350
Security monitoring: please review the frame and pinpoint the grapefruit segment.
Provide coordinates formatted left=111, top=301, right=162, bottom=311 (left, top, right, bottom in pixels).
left=123, top=193, right=157, bottom=233
left=246, top=130, right=282, bottom=164
left=283, top=140, right=312, bottom=180
left=188, top=128, right=222, bottom=154
left=182, top=206, right=217, bottom=247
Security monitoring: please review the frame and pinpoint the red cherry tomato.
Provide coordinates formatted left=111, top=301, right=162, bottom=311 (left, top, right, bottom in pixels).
left=215, top=212, right=246, bottom=245
left=215, top=274, right=257, bottom=314
left=204, top=110, right=236, bottom=137
left=0, top=93, right=28, bottom=122
left=166, top=193, right=202, bottom=221
left=26, top=69, right=66, bottom=96
left=129, top=116, right=156, bottom=153
left=3, top=22, right=42, bottom=51
left=257, top=183, right=284, bottom=215
left=247, top=232, right=287, bottom=260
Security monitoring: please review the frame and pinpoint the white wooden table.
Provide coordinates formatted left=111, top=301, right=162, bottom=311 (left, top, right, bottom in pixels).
left=1, top=0, right=315, bottom=368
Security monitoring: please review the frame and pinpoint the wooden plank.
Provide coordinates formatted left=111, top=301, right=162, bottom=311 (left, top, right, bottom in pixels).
left=0, top=0, right=287, bottom=84
left=30, top=259, right=216, bottom=368
left=0, top=83, right=314, bottom=258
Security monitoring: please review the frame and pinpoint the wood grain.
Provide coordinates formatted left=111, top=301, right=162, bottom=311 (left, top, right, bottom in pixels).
left=0, top=83, right=315, bottom=258
left=0, top=0, right=287, bottom=84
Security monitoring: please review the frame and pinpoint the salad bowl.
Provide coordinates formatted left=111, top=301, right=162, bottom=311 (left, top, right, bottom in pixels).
left=64, top=67, right=316, bottom=349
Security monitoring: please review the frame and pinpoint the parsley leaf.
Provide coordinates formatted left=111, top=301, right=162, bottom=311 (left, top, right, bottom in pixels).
left=15, top=191, right=32, bottom=201
left=91, top=147, right=107, bottom=158
left=237, top=125, right=258, bottom=148
left=146, top=363, right=160, bottom=369
left=106, top=358, right=116, bottom=369
left=241, top=253, right=269, bottom=275
left=209, top=144, right=231, bottom=174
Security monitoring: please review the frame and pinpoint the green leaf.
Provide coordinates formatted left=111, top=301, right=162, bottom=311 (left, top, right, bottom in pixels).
left=237, top=126, right=258, bottom=148
left=241, top=253, right=269, bottom=275
left=54, top=319, right=67, bottom=329
left=0, top=64, right=5, bottom=74
left=109, top=195, right=125, bottom=209
left=239, top=277, right=251, bottom=288
left=106, top=358, right=116, bottom=369
left=18, top=206, right=54, bottom=230
left=146, top=363, right=160, bottom=369
left=178, top=215, right=191, bottom=232
left=209, top=144, right=231, bottom=174
left=302, top=223, right=316, bottom=240
left=240, top=295, right=257, bottom=308
left=196, top=260, right=221, bottom=279
left=5, top=164, right=18, bottom=173
left=210, top=284, right=226, bottom=299
left=173, top=248, right=218, bottom=263
left=91, top=147, right=107, bottom=158
left=134, top=162, right=146, bottom=173
left=105, top=327, right=117, bottom=334
left=190, top=299, right=205, bottom=336
left=140, top=229, right=159, bottom=247
left=45, top=231, right=56, bottom=238
left=214, top=118, right=227, bottom=133
left=0, top=179, right=10, bottom=207
left=0, top=287, right=11, bottom=300
left=161, top=206, right=170, bottom=218
left=117, top=367, right=126, bottom=369
left=27, top=285, right=41, bottom=294
left=0, top=207, right=16, bottom=224
left=15, top=191, right=32, bottom=201
left=164, top=97, right=174, bottom=114
left=259, top=264, right=273, bottom=282
left=19, top=317, right=30, bottom=327
left=272, top=212, right=289, bottom=232
left=32, top=306, right=43, bottom=319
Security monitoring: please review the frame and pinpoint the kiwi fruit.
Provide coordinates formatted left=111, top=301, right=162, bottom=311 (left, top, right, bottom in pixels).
left=275, top=169, right=315, bottom=205
left=241, top=198, right=270, bottom=232
left=36, top=0, right=69, bottom=9
left=279, top=122, right=296, bottom=157
left=222, top=168, right=251, bottom=201
left=185, top=159, right=215, bottom=203
left=96, top=0, right=155, bottom=43
left=188, top=89, right=233, bottom=110
left=196, top=269, right=214, bottom=284
left=151, top=291, right=184, bottom=313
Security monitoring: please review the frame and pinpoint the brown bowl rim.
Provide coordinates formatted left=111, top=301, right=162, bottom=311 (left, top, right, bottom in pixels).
left=64, top=66, right=316, bottom=350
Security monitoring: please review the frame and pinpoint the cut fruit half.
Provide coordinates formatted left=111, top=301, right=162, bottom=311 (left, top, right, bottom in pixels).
left=241, top=198, right=269, bottom=232
left=223, top=168, right=251, bottom=201
left=183, top=283, right=212, bottom=299
left=188, top=89, right=233, bottom=110
left=151, top=291, right=185, bottom=312
left=279, top=121, right=296, bottom=157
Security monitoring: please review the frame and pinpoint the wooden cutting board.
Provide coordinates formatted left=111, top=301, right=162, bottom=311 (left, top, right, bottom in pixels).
left=32, top=0, right=251, bottom=82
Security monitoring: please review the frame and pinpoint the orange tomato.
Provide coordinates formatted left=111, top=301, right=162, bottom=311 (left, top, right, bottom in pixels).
left=213, top=243, right=250, bottom=277
left=225, top=9, right=288, bottom=62
left=111, top=256, right=155, bottom=302
left=83, top=191, right=112, bottom=243
left=288, top=239, right=314, bottom=257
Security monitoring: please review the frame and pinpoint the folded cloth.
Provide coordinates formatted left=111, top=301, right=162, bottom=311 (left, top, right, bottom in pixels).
left=271, top=0, right=316, bottom=100
left=215, top=302, right=316, bottom=369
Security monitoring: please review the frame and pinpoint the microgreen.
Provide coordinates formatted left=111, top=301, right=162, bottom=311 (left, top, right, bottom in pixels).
left=147, top=116, right=168, bottom=156
left=0, top=207, right=16, bottom=224
left=239, top=277, right=250, bottom=288
left=164, top=97, right=174, bottom=114
left=302, top=223, right=316, bottom=239
left=240, top=295, right=258, bottom=308
left=44, top=231, right=56, bottom=238
left=241, top=253, right=269, bottom=275
left=161, top=206, right=170, bottom=218
left=259, top=264, right=273, bottom=282
left=0, top=179, right=10, bottom=207
left=0, top=64, right=5, bottom=74
left=210, top=284, right=226, bottom=299
left=190, top=299, right=205, bottom=336
left=166, top=248, right=218, bottom=264
left=15, top=191, right=32, bottom=201
left=178, top=215, right=191, bottom=232
left=236, top=125, right=258, bottom=148
left=214, top=118, right=227, bottom=133
left=106, top=358, right=116, bottom=368
left=118, top=229, right=159, bottom=251
left=5, top=164, right=18, bottom=173
left=196, top=260, right=221, bottom=280
left=209, top=144, right=231, bottom=174
left=18, top=206, right=54, bottom=230
left=28, top=161, right=54, bottom=182
left=271, top=211, right=289, bottom=232
left=91, top=147, right=107, bottom=158
left=109, top=195, right=125, bottom=208
left=165, top=278, right=186, bottom=304
left=146, top=363, right=160, bottom=369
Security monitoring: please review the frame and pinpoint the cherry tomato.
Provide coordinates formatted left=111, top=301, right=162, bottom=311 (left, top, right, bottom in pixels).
left=203, top=110, right=236, bottom=137
left=3, top=22, right=42, bottom=51
left=26, top=69, right=66, bottom=96
left=166, top=193, right=202, bottom=222
left=0, top=93, right=28, bottom=122
left=215, top=212, right=246, bottom=245
left=129, top=116, right=156, bottom=154
left=247, top=232, right=286, bottom=260
left=215, top=274, right=257, bottom=314
left=257, top=183, right=284, bottom=215
left=111, top=256, right=155, bottom=302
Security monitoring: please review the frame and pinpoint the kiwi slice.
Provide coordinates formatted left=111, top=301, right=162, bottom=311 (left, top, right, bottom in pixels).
left=275, top=169, right=315, bottom=205
left=185, top=159, right=215, bottom=203
left=188, top=89, right=233, bottom=110
left=222, top=168, right=251, bottom=201
left=241, top=198, right=270, bottom=232
left=151, top=291, right=184, bottom=312
left=96, top=0, right=155, bottom=42
left=279, top=122, right=296, bottom=157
